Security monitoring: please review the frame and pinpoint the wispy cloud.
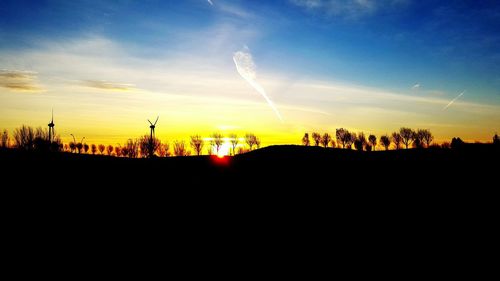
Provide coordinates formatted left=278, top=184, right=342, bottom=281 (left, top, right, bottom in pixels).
left=0, top=70, right=44, bottom=92
left=216, top=2, right=252, bottom=18
left=412, top=83, right=420, bottom=90
left=81, top=80, right=135, bottom=91
left=233, top=47, right=283, bottom=121
left=290, top=0, right=409, bottom=19
left=207, top=0, right=213, bottom=6
left=443, top=90, right=465, bottom=110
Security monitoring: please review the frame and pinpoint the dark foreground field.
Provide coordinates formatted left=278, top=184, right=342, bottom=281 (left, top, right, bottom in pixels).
left=2, top=145, right=497, bottom=258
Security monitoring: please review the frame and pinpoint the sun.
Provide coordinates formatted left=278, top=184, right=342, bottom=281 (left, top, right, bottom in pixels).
left=217, top=142, right=231, bottom=157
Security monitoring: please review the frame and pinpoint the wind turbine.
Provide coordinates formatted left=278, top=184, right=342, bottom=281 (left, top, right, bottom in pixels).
left=48, top=109, right=55, bottom=143
left=148, top=116, right=159, bottom=140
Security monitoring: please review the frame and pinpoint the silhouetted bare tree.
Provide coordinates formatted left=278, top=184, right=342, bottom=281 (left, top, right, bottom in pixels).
left=83, top=144, right=89, bottom=154
left=173, top=140, right=190, bottom=156
left=302, top=133, right=310, bottom=146
left=76, top=142, right=83, bottom=153
left=229, top=134, right=238, bottom=155
left=1, top=129, right=8, bottom=148
left=419, top=129, right=433, bottom=148
left=312, top=132, right=321, bottom=146
left=321, top=133, right=331, bottom=148
left=245, top=133, right=257, bottom=151
left=413, top=130, right=424, bottom=148
left=123, top=139, right=139, bottom=158
left=494, top=133, right=500, bottom=145
left=392, top=132, right=402, bottom=150
left=13, top=125, right=34, bottom=150
left=106, top=145, right=113, bottom=155
left=368, top=135, right=377, bottom=151
left=346, top=132, right=356, bottom=149
left=114, top=146, right=121, bottom=157
left=69, top=142, right=76, bottom=153
left=91, top=144, right=97, bottom=154
left=380, top=135, right=390, bottom=150
left=97, top=144, right=105, bottom=154
left=158, top=142, right=169, bottom=157
left=139, top=135, right=161, bottom=158
left=211, top=133, right=223, bottom=155
left=190, top=135, right=204, bottom=156
left=400, top=127, right=414, bottom=149
left=336, top=128, right=349, bottom=149
left=354, top=132, right=365, bottom=151
left=255, top=136, right=261, bottom=149
left=358, top=132, right=367, bottom=150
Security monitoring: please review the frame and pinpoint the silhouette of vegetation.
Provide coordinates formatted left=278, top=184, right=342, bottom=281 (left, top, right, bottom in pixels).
left=400, top=127, right=414, bottom=149
left=76, top=142, right=83, bottom=154
left=356, top=132, right=367, bottom=151
left=354, top=135, right=364, bottom=151
left=123, top=139, right=139, bottom=158
left=83, top=143, right=89, bottom=154
left=312, top=132, right=321, bottom=146
left=330, top=139, right=336, bottom=148
left=91, top=144, right=97, bottom=154
left=114, top=146, right=121, bottom=157
left=392, top=132, right=402, bottom=150
left=12, top=125, right=62, bottom=152
left=158, top=143, right=169, bottom=157
left=302, top=133, right=310, bottom=146
left=346, top=132, right=356, bottom=149
left=190, top=135, right=204, bottom=156
left=211, top=133, right=224, bottom=155
left=494, top=133, right=499, bottom=145
left=1, top=129, right=9, bottom=148
left=173, top=140, right=190, bottom=156
left=451, top=137, right=464, bottom=149
left=255, top=136, right=261, bottom=149
left=420, top=129, right=433, bottom=148
left=69, top=142, right=76, bottom=153
left=13, top=125, right=34, bottom=150
left=139, top=135, right=161, bottom=158
left=336, top=128, right=349, bottom=149
left=245, top=133, right=258, bottom=151
left=320, top=133, right=331, bottom=148
left=380, top=135, right=390, bottom=150
left=368, top=135, right=377, bottom=151
left=106, top=145, right=113, bottom=155
left=441, top=142, right=450, bottom=149
left=229, top=134, right=238, bottom=155
left=98, top=144, right=105, bottom=155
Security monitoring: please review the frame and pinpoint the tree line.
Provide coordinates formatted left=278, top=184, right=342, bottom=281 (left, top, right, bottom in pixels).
left=302, top=128, right=498, bottom=151
left=0, top=126, right=261, bottom=158
left=2, top=125, right=498, bottom=156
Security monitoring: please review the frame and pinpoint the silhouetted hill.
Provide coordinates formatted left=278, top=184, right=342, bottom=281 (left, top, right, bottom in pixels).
left=2, top=144, right=497, bottom=185
left=2, top=145, right=497, bottom=241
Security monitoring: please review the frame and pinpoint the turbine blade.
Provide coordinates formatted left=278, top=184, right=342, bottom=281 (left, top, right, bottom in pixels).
left=154, top=116, right=159, bottom=125
left=148, top=119, right=153, bottom=125
left=51, top=108, right=53, bottom=123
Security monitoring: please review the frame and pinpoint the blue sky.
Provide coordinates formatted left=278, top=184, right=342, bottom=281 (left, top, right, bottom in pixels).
left=1, top=0, right=499, bottom=144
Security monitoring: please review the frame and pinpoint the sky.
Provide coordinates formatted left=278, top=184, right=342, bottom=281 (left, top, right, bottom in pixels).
left=1, top=0, right=499, bottom=147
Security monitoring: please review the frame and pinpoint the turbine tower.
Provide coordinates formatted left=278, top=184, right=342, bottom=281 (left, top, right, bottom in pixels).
left=148, top=116, right=159, bottom=140
left=48, top=109, right=55, bottom=143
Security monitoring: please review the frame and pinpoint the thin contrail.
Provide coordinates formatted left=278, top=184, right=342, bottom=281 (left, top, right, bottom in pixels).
left=443, top=90, right=465, bottom=110
left=233, top=48, right=283, bottom=122
left=207, top=0, right=213, bottom=6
